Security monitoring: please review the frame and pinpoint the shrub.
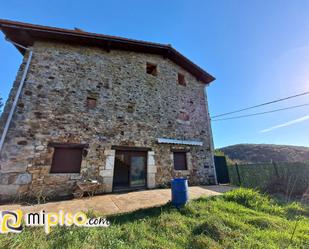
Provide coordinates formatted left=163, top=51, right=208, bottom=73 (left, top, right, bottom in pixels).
left=284, top=202, right=308, bottom=218
left=223, top=188, right=270, bottom=208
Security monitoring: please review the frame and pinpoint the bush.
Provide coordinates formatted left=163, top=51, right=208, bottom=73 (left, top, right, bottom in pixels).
left=223, top=188, right=270, bottom=208
left=284, top=202, right=309, bottom=218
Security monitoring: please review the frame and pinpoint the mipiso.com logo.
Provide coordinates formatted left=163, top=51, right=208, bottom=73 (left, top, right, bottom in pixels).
left=0, top=210, right=23, bottom=233
left=0, top=210, right=110, bottom=234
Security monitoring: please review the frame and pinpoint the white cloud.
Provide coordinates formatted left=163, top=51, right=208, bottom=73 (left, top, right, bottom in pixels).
left=260, top=115, right=309, bottom=133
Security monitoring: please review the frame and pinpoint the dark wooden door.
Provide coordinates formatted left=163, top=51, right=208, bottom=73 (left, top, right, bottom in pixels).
left=214, top=156, right=230, bottom=184
left=113, top=151, right=147, bottom=189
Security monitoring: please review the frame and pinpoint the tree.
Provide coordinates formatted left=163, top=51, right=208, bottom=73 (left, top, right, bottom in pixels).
left=214, top=149, right=225, bottom=156
left=214, top=149, right=234, bottom=165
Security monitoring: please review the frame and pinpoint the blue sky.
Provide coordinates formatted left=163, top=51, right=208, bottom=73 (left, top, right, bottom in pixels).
left=0, top=1, right=309, bottom=148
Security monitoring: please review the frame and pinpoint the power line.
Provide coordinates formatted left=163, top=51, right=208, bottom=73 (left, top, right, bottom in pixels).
left=211, top=103, right=309, bottom=121
left=211, top=91, right=309, bottom=118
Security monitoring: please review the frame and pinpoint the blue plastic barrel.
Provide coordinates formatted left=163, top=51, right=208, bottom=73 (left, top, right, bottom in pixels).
left=171, top=178, right=189, bottom=208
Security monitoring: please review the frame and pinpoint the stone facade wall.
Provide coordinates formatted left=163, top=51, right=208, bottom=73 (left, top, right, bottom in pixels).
left=0, top=41, right=215, bottom=202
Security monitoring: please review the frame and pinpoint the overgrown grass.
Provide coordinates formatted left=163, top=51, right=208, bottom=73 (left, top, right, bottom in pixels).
left=0, top=188, right=308, bottom=249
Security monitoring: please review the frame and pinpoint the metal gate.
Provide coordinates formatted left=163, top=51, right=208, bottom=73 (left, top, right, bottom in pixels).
left=214, top=156, right=230, bottom=184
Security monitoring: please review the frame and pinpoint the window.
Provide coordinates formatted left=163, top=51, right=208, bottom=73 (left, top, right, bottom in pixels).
left=178, top=73, right=186, bottom=86
left=86, top=97, right=97, bottom=109
left=146, top=62, right=157, bottom=76
left=50, top=147, right=83, bottom=173
left=177, top=110, right=190, bottom=121
left=173, top=152, right=187, bottom=170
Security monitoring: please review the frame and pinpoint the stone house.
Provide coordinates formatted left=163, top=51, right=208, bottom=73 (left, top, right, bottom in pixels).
left=0, top=20, right=216, bottom=202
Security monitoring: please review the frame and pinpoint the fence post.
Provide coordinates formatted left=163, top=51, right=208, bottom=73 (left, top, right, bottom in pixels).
left=273, top=161, right=279, bottom=178
left=235, top=163, right=241, bottom=185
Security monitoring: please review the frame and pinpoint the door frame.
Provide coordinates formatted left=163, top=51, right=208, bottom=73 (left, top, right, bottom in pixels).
left=214, top=155, right=230, bottom=184
left=113, top=149, right=148, bottom=190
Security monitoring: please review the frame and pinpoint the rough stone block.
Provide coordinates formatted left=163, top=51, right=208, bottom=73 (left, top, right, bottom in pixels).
left=43, top=175, right=70, bottom=184
left=105, top=156, right=115, bottom=170
left=147, top=173, right=156, bottom=189
left=147, top=156, right=155, bottom=167
left=18, top=184, right=30, bottom=195
left=0, top=173, right=11, bottom=184
left=14, top=173, right=32, bottom=184
left=104, top=150, right=115, bottom=156
left=100, top=169, right=113, bottom=177
left=147, top=165, right=157, bottom=173
left=104, top=184, right=113, bottom=193
left=148, top=151, right=155, bottom=156
left=103, top=177, right=113, bottom=185
left=0, top=184, right=19, bottom=196
left=70, top=174, right=82, bottom=180
left=35, top=145, right=45, bottom=151
left=103, top=177, right=113, bottom=192
left=1, top=162, right=27, bottom=173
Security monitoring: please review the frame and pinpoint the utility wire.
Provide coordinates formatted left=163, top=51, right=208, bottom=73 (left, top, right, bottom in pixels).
left=211, top=91, right=309, bottom=118
left=211, top=103, right=309, bottom=121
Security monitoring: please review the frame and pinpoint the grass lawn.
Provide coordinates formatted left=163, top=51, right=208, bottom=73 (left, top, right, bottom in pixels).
left=1, top=188, right=308, bottom=249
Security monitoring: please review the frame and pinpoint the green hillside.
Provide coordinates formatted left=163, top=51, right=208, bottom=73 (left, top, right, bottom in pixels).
left=220, top=144, right=309, bottom=163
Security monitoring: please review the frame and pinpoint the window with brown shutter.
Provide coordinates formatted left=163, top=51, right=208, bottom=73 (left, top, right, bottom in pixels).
left=173, top=152, right=187, bottom=170
left=50, top=147, right=83, bottom=173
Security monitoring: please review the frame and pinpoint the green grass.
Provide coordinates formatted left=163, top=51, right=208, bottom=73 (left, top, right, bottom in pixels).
left=1, top=188, right=308, bottom=249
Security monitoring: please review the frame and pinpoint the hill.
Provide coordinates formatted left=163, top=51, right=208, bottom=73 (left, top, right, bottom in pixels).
left=219, top=144, right=309, bottom=163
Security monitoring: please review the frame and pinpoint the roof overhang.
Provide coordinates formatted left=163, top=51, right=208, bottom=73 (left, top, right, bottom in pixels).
left=0, top=19, right=215, bottom=84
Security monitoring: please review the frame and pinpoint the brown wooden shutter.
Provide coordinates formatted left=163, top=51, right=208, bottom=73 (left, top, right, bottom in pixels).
left=50, top=147, right=83, bottom=173
left=173, top=152, right=187, bottom=170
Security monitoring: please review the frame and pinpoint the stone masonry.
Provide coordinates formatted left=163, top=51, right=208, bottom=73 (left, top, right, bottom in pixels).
left=0, top=41, right=216, bottom=202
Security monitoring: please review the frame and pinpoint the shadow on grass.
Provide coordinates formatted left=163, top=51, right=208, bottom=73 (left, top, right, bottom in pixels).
left=107, top=196, right=219, bottom=225
left=107, top=202, right=174, bottom=225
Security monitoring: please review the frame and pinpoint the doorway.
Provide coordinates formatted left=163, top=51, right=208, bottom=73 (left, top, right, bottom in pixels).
left=113, top=150, right=147, bottom=190
left=214, top=155, right=230, bottom=184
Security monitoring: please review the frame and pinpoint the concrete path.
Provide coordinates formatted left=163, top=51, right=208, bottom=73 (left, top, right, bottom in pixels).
left=0, top=185, right=235, bottom=215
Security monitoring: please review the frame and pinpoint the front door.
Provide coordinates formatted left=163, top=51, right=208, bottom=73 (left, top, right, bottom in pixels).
left=113, top=150, right=147, bottom=190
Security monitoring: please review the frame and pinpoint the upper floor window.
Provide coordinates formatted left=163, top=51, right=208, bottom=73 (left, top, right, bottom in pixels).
left=86, top=97, right=97, bottom=109
left=178, top=73, right=186, bottom=86
left=146, top=62, right=157, bottom=76
left=177, top=110, right=190, bottom=122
